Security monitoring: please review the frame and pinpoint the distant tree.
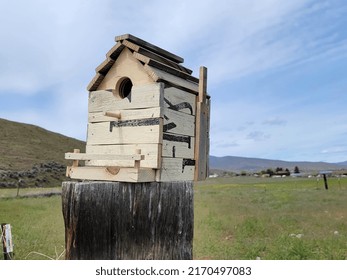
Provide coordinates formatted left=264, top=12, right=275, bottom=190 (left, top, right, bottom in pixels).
left=285, top=168, right=291, bottom=176
left=266, top=168, right=274, bottom=176
left=275, top=167, right=283, bottom=173
left=294, top=166, right=300, bottom=174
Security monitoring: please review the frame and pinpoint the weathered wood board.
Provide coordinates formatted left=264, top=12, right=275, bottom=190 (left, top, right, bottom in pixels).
left=115, top=33, right=184, bottom=64
left=89, top=107, right=162, bottom=123
left=87, top=118, right=162, bottom=145
left=67, top=166, right=156, bottom=182
left=97, top=48, right=155, bottom=90
left=89, top=83, right=164, bottom=113
left=144, top=65, right=198, bottom=94
left=157, top=158, right=195, bottom=182
left=163, top=108, right=195, bottom=137
left=86, top=144, right=161, bottom=169
left=62, top=181, right=193, bottom=259
left=164, top=87, right=196, bottom=115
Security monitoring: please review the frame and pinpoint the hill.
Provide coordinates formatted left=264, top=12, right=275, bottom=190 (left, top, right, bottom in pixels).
left=0, top=118, right=85, bottom=170
left=0, top=118, right=85, bottom=188
left=210, top=155, right=346, bottom=173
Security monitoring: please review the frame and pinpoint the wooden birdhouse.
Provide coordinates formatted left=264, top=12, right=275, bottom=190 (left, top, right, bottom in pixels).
left=65, top=34, right=210, bottom=182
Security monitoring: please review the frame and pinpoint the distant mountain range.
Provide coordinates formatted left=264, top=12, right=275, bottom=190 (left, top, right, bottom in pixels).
left=210, top=155, right=347, bottom=173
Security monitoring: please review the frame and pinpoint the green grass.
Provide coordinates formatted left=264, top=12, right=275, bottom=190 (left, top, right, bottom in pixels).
left=1, top=177, right=346, bottom=260
left=194, top=176, right=347, bottom=259
left=0, top=195, right=65, bottom=260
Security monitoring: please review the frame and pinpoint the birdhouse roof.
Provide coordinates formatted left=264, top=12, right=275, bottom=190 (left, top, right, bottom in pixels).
left=87, top=34, right=199, bottom=93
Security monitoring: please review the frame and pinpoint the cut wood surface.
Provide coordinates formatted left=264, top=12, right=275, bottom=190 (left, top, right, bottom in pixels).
left=67, top=166, right=156, bottom=182
left=89, top=107, right=162, bottom=123
left=87, top=120, right=162, bottom=145
left=86, top=144, right=161, bottom=169
left=89, top=83, right=163, bottom=112
left=62, top=181, right=193, bottom=259
left=65, top=152, right=143, bottom=161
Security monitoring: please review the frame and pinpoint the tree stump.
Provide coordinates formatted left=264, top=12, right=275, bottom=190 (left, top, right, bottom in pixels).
left=61, top=181, right=193, bottom=260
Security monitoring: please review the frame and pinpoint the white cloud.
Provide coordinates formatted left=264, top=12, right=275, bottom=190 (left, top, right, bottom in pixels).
left=1, top=0, right=347, bottom=162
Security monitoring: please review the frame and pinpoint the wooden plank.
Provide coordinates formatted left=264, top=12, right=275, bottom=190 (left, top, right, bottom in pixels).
left=88, top=83, right=164, bottom=112
left=87, top=119, right=162, bottom=145
left=144, top=65, right=198, bottom=94
left=163, top=108, right=195, bottom=137
left=86, top=144, right=161, bottom=169
left=65, top=152, right=142, bottom=161
left=115, top=34, right=184, bottom=64
left=89, top=107, right=162, bottom=123
left=194, top=66, right=209, bottom=181
left=198, top=66, right=208, bottom=103
left=87, top=73, right=105, bottom=92
left=164, top=87, right=196, bottom=115
left=194, top=102, right=209, bottom=181
left=162, top=137, right=195, bottom=159
left=122, top=40, right=192, bottom=74
left=95, top=57, right=115, bottom=75
left=157, top=158, right=195, bottom=182
left=67, top=166, right=156, bottom=182
left=106, top=41, right=125, bottom=60
left=133, top=52, right=199, bottom=83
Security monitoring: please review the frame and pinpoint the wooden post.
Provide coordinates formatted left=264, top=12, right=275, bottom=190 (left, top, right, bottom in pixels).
left=323, top=174, right=329, bottom=190
left=62, top=181, right=193, bottom=260
left=1, top=224, right=14, bottom=260
left=195, top=66, right=210, bottom=181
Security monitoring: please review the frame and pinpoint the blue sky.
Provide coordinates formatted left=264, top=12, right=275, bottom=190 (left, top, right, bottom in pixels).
left=0, top=0, right=346, bottom=163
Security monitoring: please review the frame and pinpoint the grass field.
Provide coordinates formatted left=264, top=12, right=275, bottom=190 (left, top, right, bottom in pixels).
left=0, top=177, right=346, bottom=260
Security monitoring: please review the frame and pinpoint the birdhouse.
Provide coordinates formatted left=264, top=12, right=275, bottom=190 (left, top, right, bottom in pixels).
left=65, top=34, right=210, bottom=182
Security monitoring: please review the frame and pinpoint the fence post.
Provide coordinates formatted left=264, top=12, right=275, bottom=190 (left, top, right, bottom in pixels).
left=1, top=223, right=14, bottom=260
left=62, top=181, right=194, bottom=260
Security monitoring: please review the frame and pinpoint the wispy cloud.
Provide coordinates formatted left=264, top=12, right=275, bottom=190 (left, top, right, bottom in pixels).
left=262, top=117, right=287, bottom=126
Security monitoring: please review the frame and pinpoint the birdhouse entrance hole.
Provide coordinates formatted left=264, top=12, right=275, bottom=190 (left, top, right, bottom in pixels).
left=116, top=77, right=133, bottom=99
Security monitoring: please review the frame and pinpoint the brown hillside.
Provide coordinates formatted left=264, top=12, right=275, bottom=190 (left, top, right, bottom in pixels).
left=0, top=118, right=85, bottom=171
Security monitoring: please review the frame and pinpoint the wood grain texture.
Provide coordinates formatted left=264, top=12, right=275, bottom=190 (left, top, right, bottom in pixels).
left=133, top=52, right=199, bottom=83
left=67, top=166, right=156, bottom=182
left=163, top=108, right=195, bottom=137
left=162, top=137, right=194, bottom=159
left=62, top=181, right=193, bottom=259
left=122, top=40, right=192, bottom=74
left=157, top=158, right=195, bottom=182
left=194, top=102, right=209, bottom=180
left=89, top=83, right=164, bottom=112
left=89, top=107, right=162, bottom=123
left=164, top=87, right=196, bottom=115
left=87, top=120, right=162, bottom=145
left=144, top=65, right=199, bottom=94
left=86, top=144, right=161, bottom=169
left=97, top=48, right=155, bottom=90
left=115, top=34, right=184, bottom=64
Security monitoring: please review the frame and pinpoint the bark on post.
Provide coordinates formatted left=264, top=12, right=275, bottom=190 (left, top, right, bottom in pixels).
left=61, top=181, right=193, bottom=260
